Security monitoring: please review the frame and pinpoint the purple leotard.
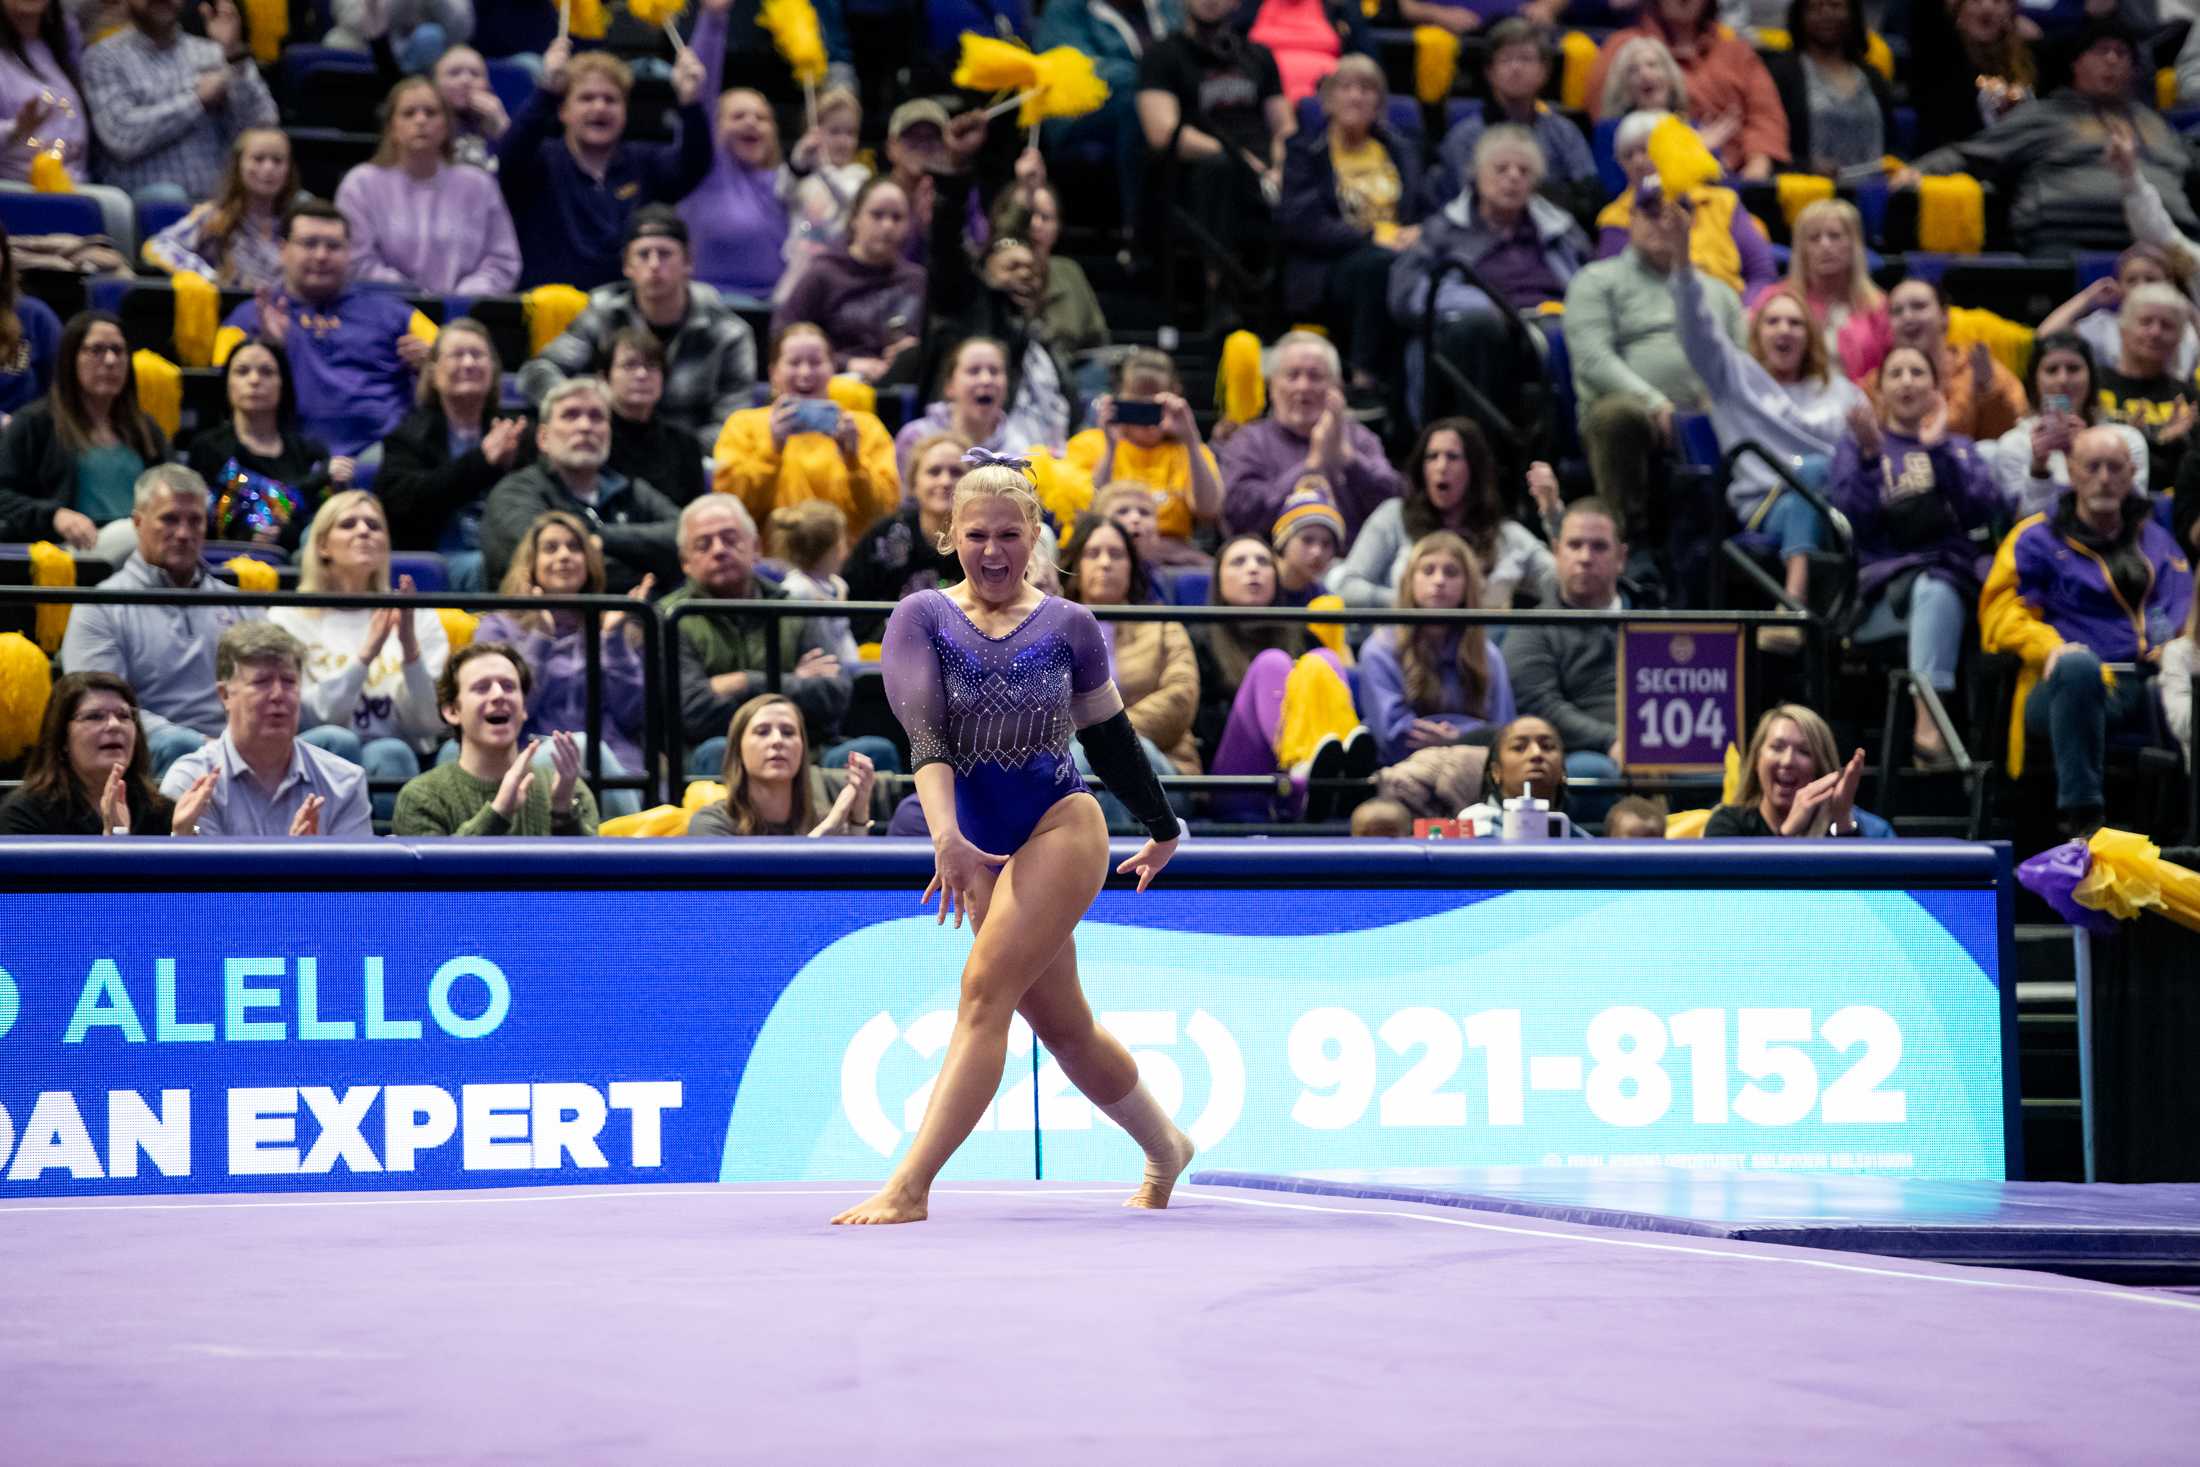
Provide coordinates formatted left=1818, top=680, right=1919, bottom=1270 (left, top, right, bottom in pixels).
left=882, top=590, right=1124, bottom=855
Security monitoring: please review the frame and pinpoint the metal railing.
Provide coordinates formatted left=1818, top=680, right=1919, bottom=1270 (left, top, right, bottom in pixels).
left=1, top=585, right=668, bottom=806
left=663, top=596, right=1821, bottom=807
left=5, top=582, right=1823, bottom=819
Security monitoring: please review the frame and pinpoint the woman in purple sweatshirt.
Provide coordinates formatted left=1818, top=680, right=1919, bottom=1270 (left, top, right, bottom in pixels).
left=1829, top=343, right=2003, bottom=767
left=771, top=175, right=927, bottom=383
left=336, top=77, right=521, bottom=294
left=678, top=0, right=789, bottom=303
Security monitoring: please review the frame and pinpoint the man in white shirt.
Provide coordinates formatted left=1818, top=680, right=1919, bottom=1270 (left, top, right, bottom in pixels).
left=162, top=622, right=374, bottom=838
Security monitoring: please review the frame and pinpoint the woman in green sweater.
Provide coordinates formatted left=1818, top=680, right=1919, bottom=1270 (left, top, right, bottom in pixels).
left=391, top=642, right=599, bottom=836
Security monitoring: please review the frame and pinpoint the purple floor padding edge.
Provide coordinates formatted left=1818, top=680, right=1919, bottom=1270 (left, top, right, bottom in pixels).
left=5, top=1181, right=2198, bottom=1465
left=1191, top=1169, right=2200, bottom=1276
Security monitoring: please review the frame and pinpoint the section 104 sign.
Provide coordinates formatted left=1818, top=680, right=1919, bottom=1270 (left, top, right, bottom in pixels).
left=1618, top=622, right=1743, bottom=773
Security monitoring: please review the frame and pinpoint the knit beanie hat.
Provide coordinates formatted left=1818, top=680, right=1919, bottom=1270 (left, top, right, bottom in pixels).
left=1273, top=480, right=1346, bottom=554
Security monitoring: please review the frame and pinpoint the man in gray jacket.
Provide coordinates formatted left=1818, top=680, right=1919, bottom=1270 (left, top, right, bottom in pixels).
left=1902, top=19, right=2200, bottom=255
left=517, top=208, right=757, bottom=452
left=1563, top=190, right=1743, bottom=541
left=1504, top=498, right=1638, bottom=819
left=59, top=466, right=259, bottom=780
left=481, top=378, right=680, bottom=593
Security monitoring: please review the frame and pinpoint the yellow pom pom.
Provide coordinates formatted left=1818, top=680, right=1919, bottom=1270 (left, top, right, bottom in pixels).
left=131, top=349, right=180, bottom=439
left=28, top=150, right=70, bottom=193
left=1025, top=47, right=1108, bottom=124
left=1026, top=450, right=1093, bottom=526
left=171, top=269, right=218, bottom=367
left=1647, top=114, right=1722, bottom=197
left=0, top=631, right=51, bottom=763
left=1865, top=29, right=1893, bottom=82
left=1025, top=449, right=1060, bottom=513
left=599, top=803, right=696, bottom=836
left=760, top=0, right=828, bottom=85
left=241, top=0, right=287, bottom=62
left=525, top=284, right=590, bottom=356
left=1917, top=174, right=1986, bottom=255
left=1413, top=27, right=1459, bottom=106
left=1774, top=171, right=1834, bottom=229
left=437, top=606, right=478, bottom=653
left=1558, top=31, right=1599, bottom=112
left=225, top=555, right=279, bottom=592
left=954, top=33, right=1040, bottom=93
left=566, top=0, right=608, bottom=41
left=825, top=375, right=877, bottom=416
left=626, top=0, right=685, bottom=25
left=27, top=540, right=74, bottom=654
left=1217, top=329, right=1264, bottom=425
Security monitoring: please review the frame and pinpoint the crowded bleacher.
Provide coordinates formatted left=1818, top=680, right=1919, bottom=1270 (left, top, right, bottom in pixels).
left=0, top=0, right=2195, bottom=851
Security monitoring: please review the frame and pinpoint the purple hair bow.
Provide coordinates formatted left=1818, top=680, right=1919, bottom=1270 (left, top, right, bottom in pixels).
left=961, top=446, right=1033, bottom=474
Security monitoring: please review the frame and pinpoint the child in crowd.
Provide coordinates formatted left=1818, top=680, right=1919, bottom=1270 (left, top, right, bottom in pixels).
left=1604, top=796, right=1669, bottom=838
left=1272, top=481, right=1345, bottom=607
left=782, top=89, right=872, bottom=301
left=1350, top=798, right=1413, bottom=837
left=143, top=128, right=299, bottom=289
left=769, top=499, right=861, bottom=666
left=1092, top=481, right=1168, bottom=573
left=430, top=45, right=511, bottom=173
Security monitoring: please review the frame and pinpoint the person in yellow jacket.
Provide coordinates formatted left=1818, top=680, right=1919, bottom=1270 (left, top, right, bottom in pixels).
left=1979, top=426, right=2193, bottom=836
left=1058, top=348, right=1223, bottom=563
left=712, top=322, right=898, bottom=536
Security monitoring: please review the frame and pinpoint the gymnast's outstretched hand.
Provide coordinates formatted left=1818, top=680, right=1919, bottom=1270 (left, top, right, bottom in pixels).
left=1116, top=835, right=1179, bottom=894
left=924, top=828, right=1009, bottom=928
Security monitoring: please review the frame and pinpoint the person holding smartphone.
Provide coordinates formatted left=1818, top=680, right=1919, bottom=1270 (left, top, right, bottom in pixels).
left=1058, top=348, right=1222, bottom=564
left=712, top=321, right=898, bottom=536
left=1989, top=332, right=2148, bottom=520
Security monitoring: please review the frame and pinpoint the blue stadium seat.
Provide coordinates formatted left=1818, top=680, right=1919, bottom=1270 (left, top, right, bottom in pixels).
left=487, top=60, right=537, bottom=122
left=1888, top=107, right=1916, bottom=157
left=1850, top=176, right=1891, bottom=250
left=1592, top=116, right=1624, bottom=199
left=391, top=552, right=451, bottom=591
left=0, top=192, right=102, bottom=238
left=86, top=276, right=131, bottom=315
left=278, top=44, right=375, bottom=97
left=1675, top=412, right=1721, bottom=469
left=1384, top=97, right=1424, bottom=147
left=136, top=197, right=189, bottom=250
left=2075, top=251, right=2121, bottom=288
left=1153, top=565, right=1210, bottom=606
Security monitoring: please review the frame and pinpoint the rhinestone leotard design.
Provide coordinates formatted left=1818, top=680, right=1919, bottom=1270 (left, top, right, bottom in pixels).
left=882, top=591, right=1123, bottom=855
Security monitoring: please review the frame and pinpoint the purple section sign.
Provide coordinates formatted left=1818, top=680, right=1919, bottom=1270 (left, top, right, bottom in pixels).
left=1617, top=623, right=1744, bottom=773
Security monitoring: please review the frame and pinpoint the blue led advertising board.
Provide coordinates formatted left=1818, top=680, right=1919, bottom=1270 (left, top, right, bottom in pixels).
left=0, top=872, right=2009, bottom=1196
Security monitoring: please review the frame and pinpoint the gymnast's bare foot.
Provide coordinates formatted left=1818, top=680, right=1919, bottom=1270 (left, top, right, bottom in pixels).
left=1125, top=1125, right=1196, bottom=1210
left=832, top=1183, right=929, bottom=1225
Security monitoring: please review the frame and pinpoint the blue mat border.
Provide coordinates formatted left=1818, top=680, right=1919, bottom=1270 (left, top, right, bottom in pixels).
left=1189, top=1171, right=2200, bottom=1267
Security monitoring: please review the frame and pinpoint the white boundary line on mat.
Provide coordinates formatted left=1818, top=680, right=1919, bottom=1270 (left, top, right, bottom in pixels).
left=0, top=1186, right=1133, bottom=1216
left=1180, top=1188, right=2200, bottom=1316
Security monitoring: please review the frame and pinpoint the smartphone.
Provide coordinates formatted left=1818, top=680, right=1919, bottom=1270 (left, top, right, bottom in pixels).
left=1634, top=175, right=1664, bottom=210
left=1114, top=398, right=1164, bottom=428
left=2043, top=393, right=2073, bottom=416
left=788, top=399, right=841, bottom=436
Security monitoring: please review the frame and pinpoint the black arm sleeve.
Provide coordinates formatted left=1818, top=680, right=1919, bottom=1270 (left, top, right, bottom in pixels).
left=1075, top=710, right=1181, bottom=844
